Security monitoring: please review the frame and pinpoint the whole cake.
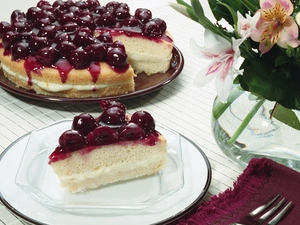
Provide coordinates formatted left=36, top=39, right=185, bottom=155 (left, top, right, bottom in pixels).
left=0, top=0, right=174, bottom=98
left=48, top=100, right=168, bottom=193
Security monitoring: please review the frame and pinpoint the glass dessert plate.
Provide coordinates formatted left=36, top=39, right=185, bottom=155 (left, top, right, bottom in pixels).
left=0, top=120, right=211, bottom=225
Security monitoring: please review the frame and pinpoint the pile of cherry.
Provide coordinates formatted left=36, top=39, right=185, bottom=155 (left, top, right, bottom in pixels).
left=58, top=100, right=160, bottom=153
left=0, top=0, right=167, bottom=69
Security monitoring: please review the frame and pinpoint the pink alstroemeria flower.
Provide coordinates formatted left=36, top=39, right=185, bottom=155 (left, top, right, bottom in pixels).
left=193, top=30, right=243, bottom=103
left=251, top=0, right=300, bottom=53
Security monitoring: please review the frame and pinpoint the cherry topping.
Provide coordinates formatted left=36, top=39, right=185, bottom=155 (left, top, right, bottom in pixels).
left=11, top=41, right=30, bottom=61
left=0, top=22, right=12, bottom=38
left=106, top=47, right=127, bottom=67
left=38, top=25, right=57, bottom=39
left=134, top=8, right=152, bottom=23
left=100, top=100, right=126, bottom=111
left=86, top=43, right=108, bottom=61
left=59, top=12, right=76, bottom=25
left=99, top=106, right=126, bottom=125
left=86, top=126, right=118, bottom=146
left=95, top=13, right=116, bottom=27
left=2, top=31, right=18, bottom=48
left=87, top=0, right=101, bottom=10
left=60, top=21, right=79, bottom=33
left=143, top=21, right=163, bottom=37
left=130, top=111, right=155, bottom=132
left=118, top=122, right=145, bottom=141
left=72, top=113, right=98, bottom=136
left=55, top=40, right=76, bottom=57
left=53, top=32, right=71, bottom=43
left=58, top=130, right=86, bottom=152
left=11, top=10, right=26, bottom=23
left=105, top=1, right=120, bottom=13
left=113, top=7, right=130, bottom=20
left=37, top=0, right=52, bottom=9
left=97, top=31, right=113, bottom=43
left=12, top=21, right=33, bottom=32
left=36, top=47, right=58, bottom=66
left=29, top=36, right=50, bottom=54
left=26, top=7, right=42, bottom=20
left=69, top=47, right=90, bottom=69
left=112, top=40, right=125, bottom=51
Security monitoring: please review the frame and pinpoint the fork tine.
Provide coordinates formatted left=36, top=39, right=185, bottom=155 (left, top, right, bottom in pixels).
left=258, top=197, right=286, bottom=223
left=268, top=201, right=293, bottom=225
left=249, top=194, right=280, bottom=217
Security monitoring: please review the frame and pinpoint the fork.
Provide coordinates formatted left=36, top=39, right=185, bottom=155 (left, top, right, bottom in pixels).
left=230, top=195, right=293, bottom=225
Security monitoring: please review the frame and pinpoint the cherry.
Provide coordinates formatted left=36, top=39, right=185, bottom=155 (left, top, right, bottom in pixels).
left=0, top=22, right=12, bottom=38
left=72, top=113, right=98, bottom=136
left=2, top=31, right=18, bottom=48
left=10, top=10, right=26, bottom=23
left=55, top=41, right=76, bottom=57
left=93, top=6, right=108, bottom=15
left=86, top=126, right=118, bottom=146
left=69, top=47, right=90, bottom=69
left=11, top=41, right=30, bottom=61
left=12, top=21, right=33, bottom=33
left=73, top=29, right=95, bottom=47
left=29, top=36, right=50, bottom=54
left=95, top=13, right=116, bottom=27
left=134, top=8, right=152, bottom=23
left=59, top=12, right=76, bottom=24
left=86, top=43, right=108, bottom=61
left=36, top=47, right=58, bottom=66
left=52, top=0, right=66, bottom=9
left=97, top=31, right=113, bottom=43
left=58, top=130, right=86, bottom=152
left=106, top=47, right=127, bottom=67
left=87, top=0, right=101, bottom=10
left=151, top=18, right=167, bottom=33
left=105, top=1, right=120, bottom=13
left=17, top=31, right=34, bottom=42
left=26, top=7, right=42, bottom=21
left=118, top=122, right=145, bottom=141
left=99, top=106, right=126, bottom=125
left=37, top=0, right=52, bottom=9
left=38, top=25, right=57, bottom=39
left=60, top=21, right=79, bottom=33
left=130, top=111, right=155, bottom=132
left=143, top=21, right=162, bottom=37
left=123, top=16, right=142, bottom=27
left=53, top=32, right=71, bottom=43
left=76, top=15, right=95, bottom=30
left=34, top=17, right=52, bottom=28
left=113, top=7, right=130, bottom=20
left=100, top=100, right=126, bottom=111
left=112, top=40, right=125, bottom=52
left=68, top=6, right=81, bottom=15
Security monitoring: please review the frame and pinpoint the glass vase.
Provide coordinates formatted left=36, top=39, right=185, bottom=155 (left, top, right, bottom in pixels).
left=212, top=86, right=300, bottom=172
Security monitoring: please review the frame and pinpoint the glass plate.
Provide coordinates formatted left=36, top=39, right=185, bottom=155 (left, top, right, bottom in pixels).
left=15, top=120, right=184, bottom=213
left=0, top=46, right=183, bottom=103
left=0, top=122, right=211, bottom=225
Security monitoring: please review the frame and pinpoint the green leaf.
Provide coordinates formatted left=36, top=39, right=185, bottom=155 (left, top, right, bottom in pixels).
left=272, top=105, right=300, bottom=130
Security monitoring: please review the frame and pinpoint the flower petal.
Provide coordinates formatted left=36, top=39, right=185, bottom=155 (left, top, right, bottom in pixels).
left=277, top=17, right=300, bottom=48
left=194, top=65, right=216, bottom=87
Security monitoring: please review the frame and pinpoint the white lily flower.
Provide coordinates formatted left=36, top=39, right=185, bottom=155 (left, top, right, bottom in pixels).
left=237, top=11, right=260, bottom=39
left=192, top=30, right=244, bottom=103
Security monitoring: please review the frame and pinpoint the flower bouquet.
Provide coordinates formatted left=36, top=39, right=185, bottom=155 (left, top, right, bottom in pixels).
left=170, top=0, right=300, bottom=169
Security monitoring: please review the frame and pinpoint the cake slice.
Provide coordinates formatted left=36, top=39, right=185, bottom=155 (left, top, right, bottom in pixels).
left=48, top=100, right=167, bottom=193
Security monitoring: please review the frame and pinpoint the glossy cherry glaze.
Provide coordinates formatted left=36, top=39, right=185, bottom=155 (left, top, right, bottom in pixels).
left=0, top=0, right=170, bottom=85
left=49, top=100, right=160, bottom=163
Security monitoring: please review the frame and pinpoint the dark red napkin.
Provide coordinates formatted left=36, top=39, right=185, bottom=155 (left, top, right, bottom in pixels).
left=175, top=158, right=300, bottom=225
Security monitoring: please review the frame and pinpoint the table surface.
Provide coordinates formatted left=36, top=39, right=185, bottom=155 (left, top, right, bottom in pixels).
left=0, top=0, right=242, bottom=224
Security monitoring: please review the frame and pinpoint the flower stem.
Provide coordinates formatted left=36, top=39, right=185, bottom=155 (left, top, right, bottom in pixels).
left=213, top=86, right=244, bottom=120
left=227, top=98, right=266, bottom=144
